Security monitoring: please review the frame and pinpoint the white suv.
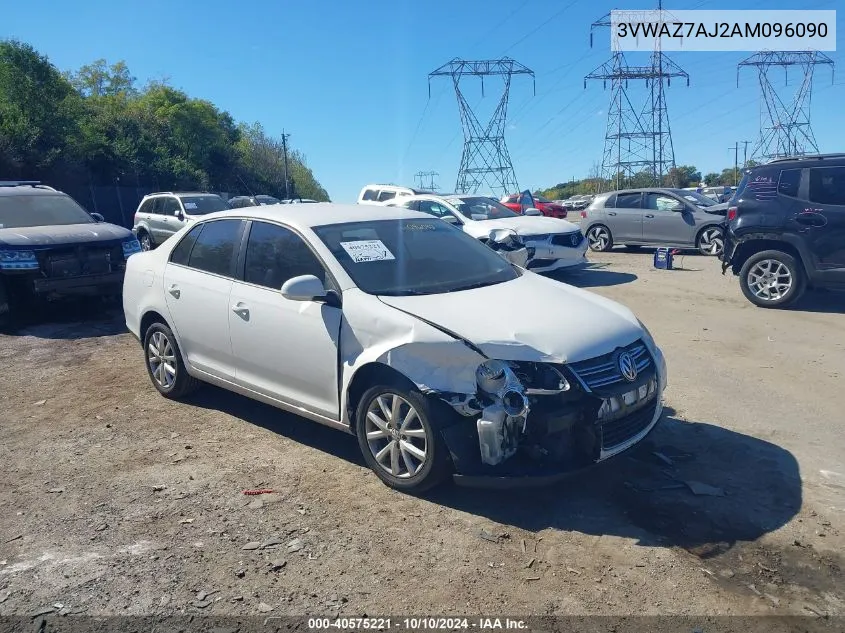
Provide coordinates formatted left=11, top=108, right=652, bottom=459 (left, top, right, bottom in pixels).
left=357, top=184, right=438, bottom=205
left=132, top=192, right=230, bottom=251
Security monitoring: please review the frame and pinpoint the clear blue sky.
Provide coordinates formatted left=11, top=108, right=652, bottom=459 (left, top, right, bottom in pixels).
left=3, top=0, right=843, bottom=201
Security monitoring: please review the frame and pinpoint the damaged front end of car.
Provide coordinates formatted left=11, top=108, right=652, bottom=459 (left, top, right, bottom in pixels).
left=433, top=341, right=666, bottom=486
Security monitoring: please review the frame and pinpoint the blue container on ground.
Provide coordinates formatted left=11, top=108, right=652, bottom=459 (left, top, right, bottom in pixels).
left=654, top=247, right=674, bottom=270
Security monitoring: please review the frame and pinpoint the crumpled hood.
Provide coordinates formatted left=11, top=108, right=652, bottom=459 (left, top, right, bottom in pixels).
left=463, top=215, right=580, bottom=239
left=379, top=272, right=643, bottom=364
left=0, top=223, right=132, bottom=247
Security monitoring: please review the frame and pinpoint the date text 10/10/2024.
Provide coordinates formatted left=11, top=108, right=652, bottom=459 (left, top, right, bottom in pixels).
left=307, top=618, right=528, bottom=630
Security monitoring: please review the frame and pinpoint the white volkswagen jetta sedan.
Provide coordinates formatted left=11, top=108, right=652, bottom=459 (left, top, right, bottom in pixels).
left=123, top=204, right=667, bottom=492
left=386, top=194, right=587, bottom=273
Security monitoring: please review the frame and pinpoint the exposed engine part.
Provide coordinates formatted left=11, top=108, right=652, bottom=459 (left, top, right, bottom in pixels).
left=486, top=228, right=530, bottom=268
left=474, top=360, right=530, bottom=465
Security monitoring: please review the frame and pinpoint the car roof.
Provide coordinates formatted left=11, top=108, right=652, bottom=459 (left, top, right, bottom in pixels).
left=143, top=191, right=217, bottom=198
left=202, top=202, right=434, bottom=229
left=0, top=184, right=64, bottom=197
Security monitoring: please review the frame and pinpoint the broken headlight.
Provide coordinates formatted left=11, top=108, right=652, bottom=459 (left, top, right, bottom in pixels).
left=475, top=360, right=529, bottom=417
left=506, top=361, right=571, bottom=395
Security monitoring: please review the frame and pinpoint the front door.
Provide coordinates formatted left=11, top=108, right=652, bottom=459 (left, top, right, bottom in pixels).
left=163, top=219, right=243, bottom=380
left=229, top=221, right=342, bottom=419
left=609, top=192, right=644, bottom=242
left=642, top=192, right=696, bottom=245
left=805, top=166, right=845, bottom=283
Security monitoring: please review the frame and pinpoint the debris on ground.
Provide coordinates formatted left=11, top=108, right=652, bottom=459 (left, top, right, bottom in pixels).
left=478, top=529, right=500, bottom=544
left=243, top=489, right=274, bottom=496
left=241, top=542, right=261, bottom=551
left=152, top=485, right=167, bottom=492
left=286, top=538, right=304, bottom=553
left=257, top=602, right=273, bottom=613
left=270, top=559, right=286, bottom=571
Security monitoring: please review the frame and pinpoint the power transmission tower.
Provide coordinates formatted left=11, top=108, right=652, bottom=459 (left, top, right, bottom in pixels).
left=737, top=51, right=834, bottom=162
left=429, top=58, right=534, bottom=196
left=585, top=5, right=688, bottom=192
left=414, top=171, right=439, bottom=190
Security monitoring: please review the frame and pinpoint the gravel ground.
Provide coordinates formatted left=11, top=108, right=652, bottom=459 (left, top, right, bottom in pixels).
left=0, top=249, right=843, bottom=621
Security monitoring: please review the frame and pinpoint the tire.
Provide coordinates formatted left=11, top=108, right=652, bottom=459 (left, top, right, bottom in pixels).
left=138, top=230, right=154, bottom=252
left=355, top=383, right=452, bottom=493
left=586, top=225, right=613, bottom=252
left=142, top=321, right=201, bottom=398
left=696, top=226, right=724, bottom=256
left=739, top=250, right=806, bottom=308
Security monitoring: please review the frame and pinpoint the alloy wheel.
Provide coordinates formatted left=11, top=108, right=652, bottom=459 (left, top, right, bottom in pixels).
left=139, top=233, right=152, bottom=251
left=699, top=228, right=724, bottom=255
left=587, top=226, right=610, bottom=251
left=147, top=330, right=177, bottom=389
left=364, top=393, right=428, bottom=478
left=747, top=259, right=793, bottom=301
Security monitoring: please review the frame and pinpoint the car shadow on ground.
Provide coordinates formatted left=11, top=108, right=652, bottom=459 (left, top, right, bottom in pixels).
left=189, top=386, right=801, bottom=555
left=791, top=289, right=845, bottom=314
left=430, top=408, right=802, bottom=555
left=545, top=264, right=638, bottom=288
left=5, top=303, right=126, bottom=339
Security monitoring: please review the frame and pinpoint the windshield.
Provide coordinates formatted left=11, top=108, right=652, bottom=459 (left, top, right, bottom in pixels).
left=534, top=196, right=551, bottom=203
left=677, top=191, right=717, bottom=207
left=256, top=195, right=280, bottom=205
left=314, top=218, right=519, bottom=296
left=449, top=196, right=519, bottom=220
left=178, top=195, right=230, bottom=215
left=0, top=193, right=94, bottom=229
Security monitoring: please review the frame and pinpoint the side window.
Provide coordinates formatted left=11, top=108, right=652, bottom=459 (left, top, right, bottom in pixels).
left=243, top=221, right=327, bottom=290
left=161, top=197, right=180, bottom=215
left=418, top=201, right=450, bottom=217
left=170, top=224, right=204, bottom=266
left=186, top=219, right=242, bottom=277
left=778, top=169, right=802, bottom=198
left=151, top=198, right=165, bottom=215
left=645, top=193, right=680, bottom=211
left=362, top=189, right=378, bottom=201
left=400, top=200, right=418, bottom=211
left=377, top=190, right=397, bottom=202
left=808, top=167, right=845, bottom=206
left=138, top=199, right=154, bottom=214
left=615, top=193, right=642, bottom=209
left=604, top=194, right=617, bottom=209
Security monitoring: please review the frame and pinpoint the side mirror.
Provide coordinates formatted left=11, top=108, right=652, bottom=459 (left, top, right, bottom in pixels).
left=281, top=274, right=328, bottom=301
left=90, top=212, right=104, bottom=222
left=175, top=210, right=185, bottom=220
left=524, top=208, right=543, bottom=216
left=669, top=203, right=685, bottom=212
left=488, top=228, right=520, bottom=245
left=443, top=215, right=459, bottom=224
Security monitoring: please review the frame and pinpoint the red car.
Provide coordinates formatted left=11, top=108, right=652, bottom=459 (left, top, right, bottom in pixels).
left=500, top=193, right=568, bottom=219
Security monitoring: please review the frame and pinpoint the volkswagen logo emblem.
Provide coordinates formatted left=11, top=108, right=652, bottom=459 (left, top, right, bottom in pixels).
left=618, top=352, right=638, bottom=382
left=571, top=233, right=580, bottom=246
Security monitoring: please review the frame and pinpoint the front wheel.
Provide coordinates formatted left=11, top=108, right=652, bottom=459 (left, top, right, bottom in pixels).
left=355, top=385, right=452, bottom=493
left=138, top=231, right=154, bottom=252
left=697, top=226, right=724, bottom=256
left=586, top=225, right=613, bottom=252
left=739, top=250, right=805, bottom=308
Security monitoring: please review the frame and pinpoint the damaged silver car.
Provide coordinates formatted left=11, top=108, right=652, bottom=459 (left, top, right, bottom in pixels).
left=123, top=203, right=668, bottom=492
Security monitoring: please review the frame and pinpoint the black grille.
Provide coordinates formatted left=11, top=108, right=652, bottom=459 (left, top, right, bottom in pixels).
left=522, top=234, right=551, bottom=243
left=551, top=232, right=584, bottom=247
left=600, top=399, right=657, bottom=450
left=569, top=340, right=651, bottom=390
left=37, top=245, right=122, bottom=278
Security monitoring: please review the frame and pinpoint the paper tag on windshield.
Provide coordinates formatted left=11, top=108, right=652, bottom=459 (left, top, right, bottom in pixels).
left=184, top=202, right=198, bottom=210
left=340, top=240, right=395, bottom=263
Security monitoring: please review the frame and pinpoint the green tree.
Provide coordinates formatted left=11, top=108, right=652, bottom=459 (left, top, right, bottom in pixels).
left=702, top=172, right=720, bottom=186
left=67, top=59, right=137, bottom=97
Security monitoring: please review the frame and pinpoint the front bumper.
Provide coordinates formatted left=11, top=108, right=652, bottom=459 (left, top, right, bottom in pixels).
left=32, top=271, right=125, bottom=296
left=441, top=348, right=667, bottom=487
left=523, top=234, right=589, bottom=272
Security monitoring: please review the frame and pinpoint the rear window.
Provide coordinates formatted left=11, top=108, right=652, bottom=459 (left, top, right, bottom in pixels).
left=777, top=169, right=802, bottom=198
left=808, top=166, right=845, bottom=206
left=178, top=195, right=229, bottom=215
left=377, top=190, right=396, bottom=202
left=615, top=193, right=642, bottom=209
left=361, top=189, right=378, bottom=201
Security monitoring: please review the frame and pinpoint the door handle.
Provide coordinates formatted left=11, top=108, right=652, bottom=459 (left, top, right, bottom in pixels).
left=168, top=284, right=180, bottom=299
left=607, top=211, right=617, bottom=216
left=644, top=214, right=655, bottom=218
left=795, top=213, right=827, bottom=227
left=231, top=302, right=250, bottom=318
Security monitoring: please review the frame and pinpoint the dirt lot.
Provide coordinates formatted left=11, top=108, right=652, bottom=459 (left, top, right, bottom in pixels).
left=1, top=249, right=844, bottom=621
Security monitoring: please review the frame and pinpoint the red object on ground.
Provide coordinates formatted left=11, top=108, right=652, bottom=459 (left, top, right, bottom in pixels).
left=243, top=489, right=274, bottom=496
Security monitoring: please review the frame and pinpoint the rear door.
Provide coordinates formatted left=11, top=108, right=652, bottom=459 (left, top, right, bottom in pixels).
left=148, top=198, right=168, bottom=243
left=642, top=192, right=696, bottom=245
left=159, top=196, right=182, bottom=241
left=163, top=219, right=243, bottom=380
left=608, top=192, right=644, bottom=242
left=805, top=166, right=845, bottom=282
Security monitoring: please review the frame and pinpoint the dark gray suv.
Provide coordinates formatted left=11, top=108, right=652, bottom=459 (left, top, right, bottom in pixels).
left=582, top=188, right=726, bottom=255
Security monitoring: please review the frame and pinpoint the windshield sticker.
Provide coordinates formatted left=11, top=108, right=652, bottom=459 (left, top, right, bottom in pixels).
left=184, top=202, right=198, bottom=210
left=340, top=240, right=395, bottom=263
left=403, top=222, right=436, bottom=231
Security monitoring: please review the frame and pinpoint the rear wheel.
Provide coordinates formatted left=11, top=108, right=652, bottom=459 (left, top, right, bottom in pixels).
left=586, top=225, right=613, bottom=252
left=355, top=383, right=452, bottom=493
left=143, top=321, right=201, bottom=398
left=696, top=226, right=724, bottom=256
left=739, top=250, right=805, bottom=308
left=138, top=231, right=153, bottom=252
